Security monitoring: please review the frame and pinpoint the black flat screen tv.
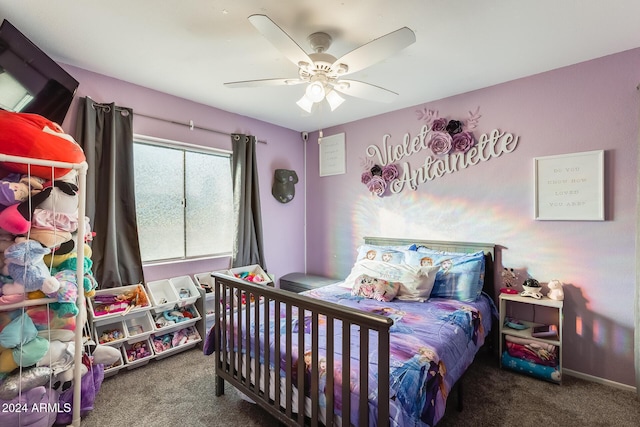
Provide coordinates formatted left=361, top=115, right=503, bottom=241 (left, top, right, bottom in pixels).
left=0, top=19, right=78, bottom=125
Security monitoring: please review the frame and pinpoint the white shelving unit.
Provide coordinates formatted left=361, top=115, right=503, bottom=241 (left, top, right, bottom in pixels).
left=194, top=271, right=220, bottom=342
left=0, top=153, right=88, bottom=426
left=499, top=293, right=564, bottom=383
left=88, top=279, right=202, bottom=376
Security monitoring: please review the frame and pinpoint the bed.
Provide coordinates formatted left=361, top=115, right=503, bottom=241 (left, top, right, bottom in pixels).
left=209, top=237, right=497, bottom=426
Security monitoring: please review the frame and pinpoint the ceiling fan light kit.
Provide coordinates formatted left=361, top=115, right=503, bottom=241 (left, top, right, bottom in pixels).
left=306, top=79, right=326, bottom=102
left=296, top=94, right=314, bottom=113
left=325, top=90, right=345, bottom=111
left=224, top=14, right=416, bottom=114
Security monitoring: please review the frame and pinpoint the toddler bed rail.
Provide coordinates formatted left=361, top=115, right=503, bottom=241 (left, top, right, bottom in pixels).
left=212, top=273, right=393, bottom=427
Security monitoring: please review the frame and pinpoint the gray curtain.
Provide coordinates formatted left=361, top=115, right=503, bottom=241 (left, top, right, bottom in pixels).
left=231, top=133, right=266, bottom=269
left=74, top=97, right=144, bottom=288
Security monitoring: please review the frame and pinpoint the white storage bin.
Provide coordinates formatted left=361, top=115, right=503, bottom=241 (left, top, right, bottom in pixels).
left=204, top=293, right=216, bottom=317
left=152, top=326, right=201, bottom=359
left=124, top=311, right=154, bottom=340
left=88, top=284, right=151, bottom=321
left=170, top=275, right=200, bottom=306
left=229, top=264, right=272, bottom=286
left=122, top=337, right=154, bottom=368
left=194, top=271, right=214, bottom=290
left=151, top=304, right=200, bottom=334
left=94, top=319, right=127, bottom=346
left=103, top=348, right=125, bottom=377
left=146, top=279, right=180, bottom=313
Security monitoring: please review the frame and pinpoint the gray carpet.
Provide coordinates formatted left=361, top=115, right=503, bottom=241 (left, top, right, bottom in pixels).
left=80, top=347, right=639, bottom=426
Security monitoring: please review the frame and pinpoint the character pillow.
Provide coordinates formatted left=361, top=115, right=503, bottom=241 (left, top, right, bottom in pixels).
left=351, top=274, right=401, bottom=302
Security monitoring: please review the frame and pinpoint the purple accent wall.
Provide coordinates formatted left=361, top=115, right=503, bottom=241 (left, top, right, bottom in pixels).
left=55, top=46, right=639, bottom=386
left=305, top=49, right=640, bottom=386
left=59, top=64, right=306, bottom=287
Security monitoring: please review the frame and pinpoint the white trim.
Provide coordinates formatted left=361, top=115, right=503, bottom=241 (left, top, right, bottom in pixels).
left=133, top=133, right=231, bottom=156
left=563, top=368, right=637, bottom=393
left=142, top=253, right=232, bottom=267
left=303, top=132, right=308, bottom=274
left=635, top=100, right=640, bottom=398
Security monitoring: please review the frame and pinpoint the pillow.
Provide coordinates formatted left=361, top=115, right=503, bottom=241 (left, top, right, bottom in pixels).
left=351, top=274, right=400, bottom=302
left=344, top=259, right=439, bottom=301
left=356, top=245, right=406, bottom=264
left=404, top=249, right=485, bottom=302
left=0, top=110, right=86, bottom=179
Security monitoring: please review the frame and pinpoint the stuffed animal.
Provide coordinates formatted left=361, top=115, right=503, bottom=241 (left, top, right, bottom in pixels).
left=0, top=312, right=50, bottom=374
left=0, top=367, right=52, bottom=400
left=0, top=173, right=44, bottom=207
left=547, top=280, right=564, bottom=301
left=30, top=256, right=97, bottom=317
left=2, top=238, right=61, bottom=295
left=0, top=177, right=79, bottom=247
left=0, top=110, right=85, bottom=179
left=54, top=256, right=98, bottom=298
left=43, top=242, right=92, bottom=269
left=0, top=230, right=15, bottom=270
left=35, top=339, right=119, bottom=392
left=47, top=270, right=79, bottom=318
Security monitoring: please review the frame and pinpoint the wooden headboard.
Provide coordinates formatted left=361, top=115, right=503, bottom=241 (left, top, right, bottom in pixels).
left=363, top=236, right=497, bottom=302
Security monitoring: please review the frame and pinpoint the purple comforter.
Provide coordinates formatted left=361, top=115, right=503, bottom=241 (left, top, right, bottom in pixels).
left=221, top=283, right=495, bottom=426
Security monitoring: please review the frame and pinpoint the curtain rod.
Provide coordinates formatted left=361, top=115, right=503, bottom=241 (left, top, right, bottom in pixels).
left=134, top=112, right=267, bottom=144
left=87, top=98, right=267, bottom=144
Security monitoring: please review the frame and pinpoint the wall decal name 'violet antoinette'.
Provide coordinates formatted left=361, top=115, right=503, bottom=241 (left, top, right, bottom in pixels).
left=361, top=107, right=520, bottom=195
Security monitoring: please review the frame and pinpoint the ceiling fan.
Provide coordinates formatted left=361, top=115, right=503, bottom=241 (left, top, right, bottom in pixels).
left=224, top=14, right=416, bottom=113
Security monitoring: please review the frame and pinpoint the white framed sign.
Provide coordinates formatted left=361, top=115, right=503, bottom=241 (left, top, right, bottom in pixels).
left=534, top=150, right=604, bottom=221
left=319, top=132, right=346, bottom=177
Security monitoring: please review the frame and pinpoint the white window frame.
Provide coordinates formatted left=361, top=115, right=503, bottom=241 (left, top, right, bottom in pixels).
left=133, top=134, right=233, bottom=264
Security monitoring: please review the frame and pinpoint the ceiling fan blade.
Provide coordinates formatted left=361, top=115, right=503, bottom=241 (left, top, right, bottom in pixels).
left=330, top=27, right=416, bottom=76
left=248, top=14, right=314, bottom=69
left=224, top=78, right=306, bottom=88
left=333, top=79, right=399, bottom=102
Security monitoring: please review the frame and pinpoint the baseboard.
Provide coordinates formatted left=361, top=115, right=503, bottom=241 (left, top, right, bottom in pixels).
left=563, top=368, right=637, bottom=393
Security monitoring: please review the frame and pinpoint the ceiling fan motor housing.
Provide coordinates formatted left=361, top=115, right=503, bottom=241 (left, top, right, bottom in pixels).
left=307, top=32, right=332, bottom=53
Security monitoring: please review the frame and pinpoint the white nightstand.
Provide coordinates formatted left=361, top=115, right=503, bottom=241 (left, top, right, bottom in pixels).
left=499, top=293, right=563, bottom=383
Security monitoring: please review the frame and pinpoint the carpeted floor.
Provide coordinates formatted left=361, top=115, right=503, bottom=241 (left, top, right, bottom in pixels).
left=80, top=347, right=640, bottom=426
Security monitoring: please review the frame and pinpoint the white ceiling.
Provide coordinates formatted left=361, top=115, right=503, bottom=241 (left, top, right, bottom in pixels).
left=1, top=1, right=640, bottom=133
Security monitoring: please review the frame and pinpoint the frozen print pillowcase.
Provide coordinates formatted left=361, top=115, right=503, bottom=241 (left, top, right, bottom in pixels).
left=355, top=245, right=405, bottom=264
left=404, top=249, right=486, bottom=302
left=351, top=274, right=401, bottom=302
left=344, top=259, right=440, bottom=302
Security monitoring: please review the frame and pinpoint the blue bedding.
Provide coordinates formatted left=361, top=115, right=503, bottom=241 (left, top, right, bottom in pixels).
left=221, top=283, right=495, bottom=426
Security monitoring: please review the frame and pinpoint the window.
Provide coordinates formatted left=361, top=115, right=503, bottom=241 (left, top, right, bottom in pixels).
left=133, top=136, right=233, bottom=263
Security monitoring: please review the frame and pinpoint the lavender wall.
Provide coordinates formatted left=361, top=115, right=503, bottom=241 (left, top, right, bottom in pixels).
left=305, top=49, right=640, bottom=386
left=58, top=65, right=306, bottom=287
left=56, top=48, right=638, bottom=386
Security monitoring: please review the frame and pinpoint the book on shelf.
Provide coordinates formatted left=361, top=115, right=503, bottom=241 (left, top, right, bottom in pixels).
left=531, top=324, right=558, bottom=339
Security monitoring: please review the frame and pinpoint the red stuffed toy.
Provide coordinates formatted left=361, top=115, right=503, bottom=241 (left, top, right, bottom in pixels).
left=0, top=110, right=85, bottom=179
